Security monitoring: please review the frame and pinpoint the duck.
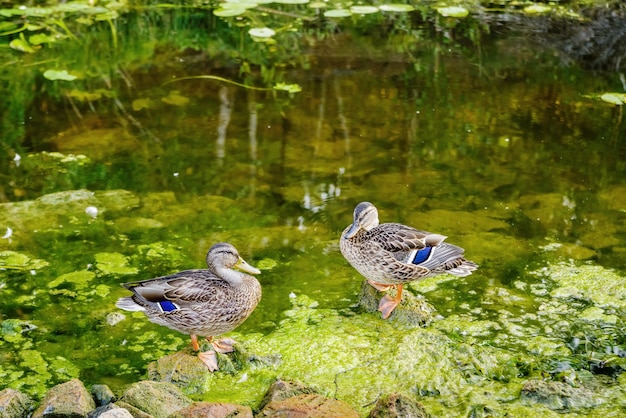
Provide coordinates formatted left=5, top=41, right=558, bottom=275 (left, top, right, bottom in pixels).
left=115, top=242, right=261, bottom=371
left=340, top=202, right=477, bottom=319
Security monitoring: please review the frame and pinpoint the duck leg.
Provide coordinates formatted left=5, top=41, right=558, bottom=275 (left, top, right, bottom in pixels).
left=190, top=334, right=220, bottom=371
left=378, top=284, right=404, bottom=319
left=367, top=279, right=395, bottom=292
left=209, top=337, right=237, bottom=354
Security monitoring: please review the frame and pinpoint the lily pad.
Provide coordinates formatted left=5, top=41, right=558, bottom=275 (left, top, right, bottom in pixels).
left=524, top=4, right=552, bottom=14
left=378, top=4, right=415, bottom=12
left=437, top=6, right=469, bottom=18
left=248, top=27, right=276, bottom=38
left=213, top=7, right=247, bottom=17
left=43, top=70, right=77, bottom=81
left=350, top=6, right=379, bottom=14
left=324, top=9, right=352, bottom=18
left=600, top=92, right=626, bottom=105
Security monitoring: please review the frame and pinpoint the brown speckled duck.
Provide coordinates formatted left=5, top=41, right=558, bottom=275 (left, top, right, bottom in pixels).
left=116, top=242, right=261, bottom=371
left=340, top=202, right=477, bottom=319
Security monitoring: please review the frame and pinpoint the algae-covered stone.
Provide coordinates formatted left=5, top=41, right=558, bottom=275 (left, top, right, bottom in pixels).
left=147, top=352, right=211, bottom=394
left=120, top=381, right=191, bottom=418
left=521, top=379, right=602, bottom=411
left=0, top=388, right=33, bottom=418
left=94, top=190, right=140, bottom=213
left=368, top=393, right=429, bottom=418
left=32, top=379, right=96, bottom=418
left=259, top=393, right=359, bottom=417
left=114, top=217, right=164, bottom=234
left=259, top=380, right=320, bottom=410
left=357, top=280, right=436, bottom=326
left=170, top=402, right=253, bottom=418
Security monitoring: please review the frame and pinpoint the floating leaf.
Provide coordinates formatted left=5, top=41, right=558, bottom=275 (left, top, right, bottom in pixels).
left=350, top=6, right=379, bottom=14
left=524, top=4, right=551, bottom=14
left=29, top=33, right=57, bottom=45
left=9, top=37, right=35, bottom=53
left=324, top=9, right=352, bottom=18
left=437, top=6, right=469, bottom=18
left=213, top=7, right=247, bottom=17
left=600, top=93, right=626, bottom=106
left=161, top=91, right=190, bottom=106
left=132, top=98, right=153, bottom=111
left=274, top=83, right=302, bottom=93
left=43, top=70, right=77, bottom=81
left=249, top=27, right=276, bottom=38
left=379, top=4, right=415, bottom=12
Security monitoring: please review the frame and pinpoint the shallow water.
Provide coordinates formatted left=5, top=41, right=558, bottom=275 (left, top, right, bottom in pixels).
left=1, top=4, right=625, bottom=408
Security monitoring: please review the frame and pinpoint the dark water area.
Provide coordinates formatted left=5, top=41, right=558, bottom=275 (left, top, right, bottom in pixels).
left=1, top=5, right=625, bottom=412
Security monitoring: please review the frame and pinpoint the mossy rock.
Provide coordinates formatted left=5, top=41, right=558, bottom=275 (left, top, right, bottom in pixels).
left=120, top=381, right=192, bottom=418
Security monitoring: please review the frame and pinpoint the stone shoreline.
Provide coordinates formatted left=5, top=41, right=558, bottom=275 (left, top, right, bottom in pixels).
left=0, top=376, right=429, bottom=418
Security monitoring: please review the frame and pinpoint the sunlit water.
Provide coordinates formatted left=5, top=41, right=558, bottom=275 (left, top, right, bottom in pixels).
left=1, top=8, right=625, bottom=402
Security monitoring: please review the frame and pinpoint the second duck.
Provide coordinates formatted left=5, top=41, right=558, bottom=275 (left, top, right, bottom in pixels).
left=340, top=202, right=477, bottom=319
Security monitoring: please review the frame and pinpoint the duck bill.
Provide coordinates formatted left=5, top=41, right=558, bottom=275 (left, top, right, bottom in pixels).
left=236, top=257, right=261, bottom=274
left=343, top=223, right=361, bottom=239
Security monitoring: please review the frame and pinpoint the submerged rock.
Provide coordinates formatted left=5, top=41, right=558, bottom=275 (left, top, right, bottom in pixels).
left=120, top=381, right=192, bottom=418
left=32, top=379, right=95, bottom=418
left=521, top=379, right=602, bottom=411
left=368, top=393, right=430, bottom=418
left=258, top=393, right=359, bottom=417
left=0, top=388, right=33, bottom=418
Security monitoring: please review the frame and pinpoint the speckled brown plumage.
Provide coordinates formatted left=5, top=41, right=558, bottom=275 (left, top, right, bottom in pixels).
left=116, top=242, right=261, bottom=370
left=340, top=202, right=477, bottom=318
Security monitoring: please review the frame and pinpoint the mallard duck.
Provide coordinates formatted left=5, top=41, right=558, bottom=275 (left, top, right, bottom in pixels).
left=116, top=242, right=261, bottom=371
left=340, top=202, right=477, bottom=319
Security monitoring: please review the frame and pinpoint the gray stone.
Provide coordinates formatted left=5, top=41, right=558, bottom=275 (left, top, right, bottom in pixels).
left=0, top=388, right=33, bottom=418
left=170, top=402, right=252, bottom=418
left=32, top=379, right=96, bottom=418
left=120, top=381, right=191, bottom=418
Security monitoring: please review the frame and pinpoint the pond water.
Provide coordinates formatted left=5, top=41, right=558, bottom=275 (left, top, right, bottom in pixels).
left=1, top=3, right=625, bottom=414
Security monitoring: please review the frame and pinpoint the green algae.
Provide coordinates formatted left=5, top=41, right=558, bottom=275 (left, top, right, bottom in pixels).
left=0, top=251, right=49, bottom=271
left=535, top=262, right=626, bottom=309
left=95, top=252, right=139, bottom=276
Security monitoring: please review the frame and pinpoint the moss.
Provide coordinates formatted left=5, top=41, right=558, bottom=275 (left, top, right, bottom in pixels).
left=95, top=252, right=138, bottom=276
left=536, top=262, right=626, bottom=309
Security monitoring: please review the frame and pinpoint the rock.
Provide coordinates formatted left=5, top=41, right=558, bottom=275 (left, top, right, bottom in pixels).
left=357, top=280, right=436, bottom=326
left=91, top=385, right=116, bottom=407
left=258, top=380, right=319, bottom=410
left=521, top=379, right=602, bottom=411
left=0, top=388, right=33, bottom=418
left=87, top=404, right=133, bottom=418
left=112, top=402, right=151, bottom=418
left=258, top=394, right=359, bottom=418
left=147, top=352, right=210, bottom=394
left=120, top=381, right=191, bottom=418
left=170, top=402, right=252, bottom=418
left=368, top=393, right=430, bottom=418
left=32, top=379, right=96, bottom=418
